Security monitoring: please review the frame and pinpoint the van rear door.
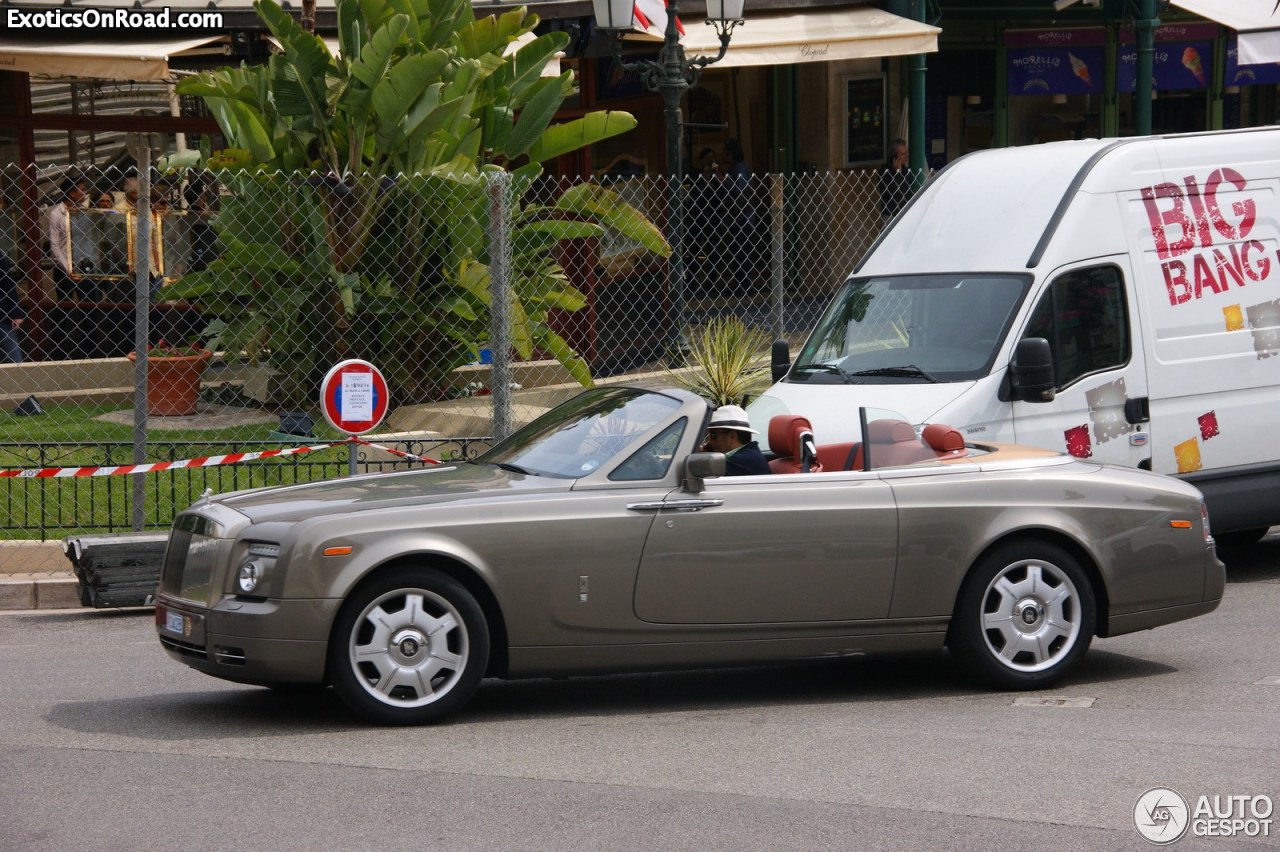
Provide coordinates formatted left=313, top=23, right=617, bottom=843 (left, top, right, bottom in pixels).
left=1011, top=259, right=1152, bottom=467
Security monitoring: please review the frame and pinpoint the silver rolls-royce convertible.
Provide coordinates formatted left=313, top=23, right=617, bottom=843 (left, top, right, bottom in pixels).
left=155, top=385, right=1223, bottom=724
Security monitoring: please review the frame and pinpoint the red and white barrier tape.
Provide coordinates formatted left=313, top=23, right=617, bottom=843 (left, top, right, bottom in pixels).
left=0, top=441, right=342, bottom=479
left=1, top=436, right=443, bottom=479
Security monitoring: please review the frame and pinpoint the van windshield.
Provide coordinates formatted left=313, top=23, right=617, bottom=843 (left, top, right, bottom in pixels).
left=789, top=273, right=1032, bottom=383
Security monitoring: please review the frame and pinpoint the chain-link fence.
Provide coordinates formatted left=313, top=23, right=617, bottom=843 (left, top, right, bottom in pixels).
left=0, top=162, right=920, bottom=546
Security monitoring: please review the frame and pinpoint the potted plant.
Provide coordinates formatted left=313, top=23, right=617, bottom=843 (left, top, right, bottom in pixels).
left=127, top=340, right=213, bottom=416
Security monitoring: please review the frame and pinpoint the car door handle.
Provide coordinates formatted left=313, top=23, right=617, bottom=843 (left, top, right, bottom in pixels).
left=626, top=499, right=724, bottom=512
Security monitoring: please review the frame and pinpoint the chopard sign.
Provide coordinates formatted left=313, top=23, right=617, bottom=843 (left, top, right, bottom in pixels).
left=800, top=43, right=831, bottom=58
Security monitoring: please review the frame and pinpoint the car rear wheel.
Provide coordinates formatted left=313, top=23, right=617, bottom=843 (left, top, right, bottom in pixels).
left=329, top=567, right=489, bottom=725
left=949, top=541, right=1095, bottom=690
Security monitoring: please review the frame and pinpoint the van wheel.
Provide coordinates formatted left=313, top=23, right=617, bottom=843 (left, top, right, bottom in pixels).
left=949, top=541, right=1095, bottom=690
left=329, top=567, right=489, bottom=725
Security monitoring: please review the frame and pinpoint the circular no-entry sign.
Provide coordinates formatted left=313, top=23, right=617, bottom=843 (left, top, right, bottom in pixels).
left=320, top=359, right=390, bottom=435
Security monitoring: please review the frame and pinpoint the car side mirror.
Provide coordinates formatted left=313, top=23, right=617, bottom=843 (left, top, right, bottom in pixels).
left=684, top=452, right=725, bottom=491
left=1009, top=337, right=1056, bottom=402
left=771, top=338, right=790, bottom=383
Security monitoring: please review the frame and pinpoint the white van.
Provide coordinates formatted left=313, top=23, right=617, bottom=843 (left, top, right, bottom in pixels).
left=750, top=126, right=1280, bottom=543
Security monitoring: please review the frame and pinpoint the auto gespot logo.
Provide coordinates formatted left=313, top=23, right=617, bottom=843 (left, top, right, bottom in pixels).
left=1134, top=787, right=1275, bottom=844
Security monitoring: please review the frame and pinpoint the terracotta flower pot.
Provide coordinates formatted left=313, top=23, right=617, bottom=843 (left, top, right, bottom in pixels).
left=127, top=349, right=212, bottom=416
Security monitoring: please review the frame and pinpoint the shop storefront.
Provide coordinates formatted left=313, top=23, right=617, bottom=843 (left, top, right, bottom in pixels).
left=927, top=8, right=1280, bottom=171
left=573, top=4, right=939, bottom=181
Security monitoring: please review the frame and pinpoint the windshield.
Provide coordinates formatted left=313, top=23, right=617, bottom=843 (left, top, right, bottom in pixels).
left=790, top=274, right=1031, bottom=383
left=477, top=387, right=686, bottom=479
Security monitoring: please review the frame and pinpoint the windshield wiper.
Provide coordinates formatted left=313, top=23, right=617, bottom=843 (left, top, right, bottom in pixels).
left=792, top=362, right=856, bottom=383
left=847, top=365, right=940, bottom=383
left=490, top=461, right=532, bottom=475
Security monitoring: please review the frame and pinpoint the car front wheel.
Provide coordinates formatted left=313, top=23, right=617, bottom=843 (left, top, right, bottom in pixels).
left=329, top=567, right=489, bottom=725
left=948, top=541, right=1096, bottom=690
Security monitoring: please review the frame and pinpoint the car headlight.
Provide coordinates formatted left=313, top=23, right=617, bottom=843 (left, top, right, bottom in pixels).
left=236, top=543, right=279, bottom=596
left=237, top=560, right=265, bottom=593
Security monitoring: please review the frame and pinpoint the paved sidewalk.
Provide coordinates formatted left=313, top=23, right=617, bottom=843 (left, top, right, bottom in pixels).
left=0, top=541, right=80, bottom=611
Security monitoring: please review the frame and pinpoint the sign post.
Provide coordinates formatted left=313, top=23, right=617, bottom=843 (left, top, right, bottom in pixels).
left=319, top=360, right=390, bottom=476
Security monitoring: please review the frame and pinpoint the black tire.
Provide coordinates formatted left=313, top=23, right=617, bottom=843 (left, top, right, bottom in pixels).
left=948, top=540, right=1096, bottom=690
left=1214, top=527, right=1269, bottom=549
left=329, top=566, right=489, bottom=725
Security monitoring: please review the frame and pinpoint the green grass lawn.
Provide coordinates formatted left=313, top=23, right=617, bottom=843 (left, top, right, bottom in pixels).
left=0, top=402, right=355, bottom=540
left=1, top=401, right=479, bottom=540
left=0, top=456, right=353, bottom=540
left=0, top=401, right=346, bottom=445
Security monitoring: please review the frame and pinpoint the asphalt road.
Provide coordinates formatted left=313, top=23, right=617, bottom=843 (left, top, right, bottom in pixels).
left=2, top=544, right=1278, bottom=850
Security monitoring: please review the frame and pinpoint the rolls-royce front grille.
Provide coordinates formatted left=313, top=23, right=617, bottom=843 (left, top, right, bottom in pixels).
left=160, top=516, right=221, bottom=604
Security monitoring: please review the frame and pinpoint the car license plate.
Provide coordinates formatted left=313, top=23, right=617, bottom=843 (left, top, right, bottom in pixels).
left=165, top=609, right=186, bottom=635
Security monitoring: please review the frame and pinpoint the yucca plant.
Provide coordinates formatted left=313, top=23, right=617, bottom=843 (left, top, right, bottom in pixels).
left=670, top=315, right=772, bottom=406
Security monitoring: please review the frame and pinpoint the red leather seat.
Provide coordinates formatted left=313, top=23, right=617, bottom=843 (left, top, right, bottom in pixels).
left=922, top=423, right=968, bottom=459
left=864, top=419, right=935, bottom=469
left=767, top=415, right=823, bottom=474
left=815, top=442, right=862, bottom=472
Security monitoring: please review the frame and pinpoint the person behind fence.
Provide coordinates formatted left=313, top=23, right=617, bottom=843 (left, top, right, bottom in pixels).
left=0, top=252, right=25, bottom=364
left=699, top=404, right=770, bottom=476
left=90, top=187, right=128, bottom=280
left=878, top=138, right=912, bottom=223
left=723, top=138, right=756, bottom=293
left=184, top=183, right=219, bottom=273
left=689, top=147, right=724, bottom=292
left=45, top=177, right=90, bottom=299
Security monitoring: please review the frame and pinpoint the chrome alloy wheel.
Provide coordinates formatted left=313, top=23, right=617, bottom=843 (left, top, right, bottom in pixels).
left=348, top=588, right=469, bottom=708
left=979, top=559, right=1082, bottom=673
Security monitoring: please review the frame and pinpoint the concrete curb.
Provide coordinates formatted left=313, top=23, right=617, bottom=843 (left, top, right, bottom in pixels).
left=0, top=576, right=81, bottom=610
left=0, top=541, right=81, bottom=611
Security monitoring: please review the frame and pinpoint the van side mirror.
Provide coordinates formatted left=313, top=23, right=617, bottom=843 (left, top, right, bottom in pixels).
left=1010, top=337, right=1056, bottom=402
left=771, top=339, right=790, bottom=383
left=684, top=452, right=725, bottom=491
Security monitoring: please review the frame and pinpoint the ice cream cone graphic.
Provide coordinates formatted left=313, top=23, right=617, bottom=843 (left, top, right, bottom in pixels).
left=1068, top=51, right=1093, bottom=88
left=1182, top=46, right=1206, bottom=86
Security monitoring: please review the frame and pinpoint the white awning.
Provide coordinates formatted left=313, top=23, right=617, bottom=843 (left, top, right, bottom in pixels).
left=1171, top=0, right=1280, bottom=64
left=632, top=6, right=939, bottom=69
left=0, top=35, right=229, bottom=82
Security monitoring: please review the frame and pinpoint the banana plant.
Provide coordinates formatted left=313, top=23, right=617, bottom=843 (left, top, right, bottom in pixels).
left=171, top=0, right=668, bottom=404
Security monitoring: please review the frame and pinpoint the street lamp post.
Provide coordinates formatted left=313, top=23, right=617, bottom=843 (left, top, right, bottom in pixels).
left=591, top=0, right=745, bottom=363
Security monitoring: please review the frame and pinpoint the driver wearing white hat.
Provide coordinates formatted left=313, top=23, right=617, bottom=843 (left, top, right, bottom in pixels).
left=700, top=404, right=770, bottom=476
